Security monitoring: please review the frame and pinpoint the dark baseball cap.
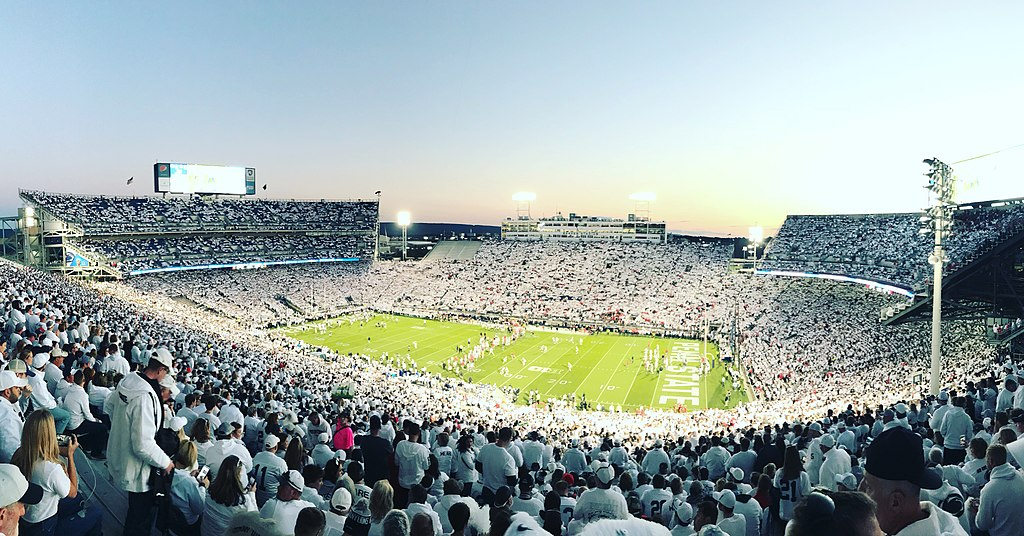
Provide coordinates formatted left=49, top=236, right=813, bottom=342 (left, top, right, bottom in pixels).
left=866, top=427, right=941, bottom=490
left=493, top=485, right=513, bottom=507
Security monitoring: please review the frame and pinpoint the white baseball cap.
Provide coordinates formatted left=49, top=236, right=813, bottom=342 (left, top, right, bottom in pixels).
left=820, top=434, right=836, bottom=448
left=149, top=347, right=174, bottom=370
left=837, top=473, right=857, bottom=490
left=31, top=352, right=50, bottom=369
left=159, top=375, right=179, bottom=398
left=718, top=489, right=736, bottom=509
left=167, top=416, right=188, bottom=432
left=673, top=498, right=693, bottom=523
left=279, top=470, right=303, bottom=492
left=0, top=370, right=27, bottom=391
left=595, top=464, right=615, bottom=485
left=331, top=487, right=352, bottom=511
left=0, top=463, right=43, bottom=507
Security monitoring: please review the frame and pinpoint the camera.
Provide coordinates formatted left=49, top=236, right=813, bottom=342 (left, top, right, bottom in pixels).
left=57, top=434, right=71, bottom=447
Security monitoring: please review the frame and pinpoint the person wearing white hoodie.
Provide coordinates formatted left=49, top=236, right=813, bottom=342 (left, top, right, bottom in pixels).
left=969, top=444, right=1024, bottom=536
left=937, top=397, right=973, bottom=465
left=105, top=347, right=176, bottom=536
left=433, top=479, right=476, bottom=534
left=405, top=484, right=442, bottom=536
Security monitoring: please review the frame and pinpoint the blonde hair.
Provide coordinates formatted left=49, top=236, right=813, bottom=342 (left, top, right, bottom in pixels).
left=176, top=440, right=198, bottom=469
left=369, top=479, right=394, bottom=522
left=191, top=418, right=211, bottom=443
left=12, top=410, right=63, bottom=479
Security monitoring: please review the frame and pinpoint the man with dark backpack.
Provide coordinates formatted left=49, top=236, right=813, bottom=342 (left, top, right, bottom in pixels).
left=106, top=347, right=178, bottom=536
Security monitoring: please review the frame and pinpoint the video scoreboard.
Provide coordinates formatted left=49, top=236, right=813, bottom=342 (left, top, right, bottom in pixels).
left=154, top=163, right=257, bottom=195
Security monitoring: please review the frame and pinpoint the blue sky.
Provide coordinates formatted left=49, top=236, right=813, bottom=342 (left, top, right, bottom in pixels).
left=2, top=2, right=1023, bottom=235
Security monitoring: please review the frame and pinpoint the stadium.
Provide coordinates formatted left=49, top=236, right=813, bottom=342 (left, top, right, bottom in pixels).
left=5, top=5, right=1024, bottom=536
left=3, top=169, right=1024, bottom=535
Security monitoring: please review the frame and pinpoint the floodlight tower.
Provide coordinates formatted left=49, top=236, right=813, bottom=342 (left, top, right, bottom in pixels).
left=920, top=157, right=956, bottom=396
left=397, top=211, right=411, bottom=261
left=745, top=226, right=764, bottom=271
left=374, top=191, right=382, bottom=261
left=629, top=192, right=657, bottom=221
left=512, top=192, right=536, bottom=220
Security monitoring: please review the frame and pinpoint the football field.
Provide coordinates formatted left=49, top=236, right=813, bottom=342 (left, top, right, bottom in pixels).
left=284, top=314, right=748, bottom=411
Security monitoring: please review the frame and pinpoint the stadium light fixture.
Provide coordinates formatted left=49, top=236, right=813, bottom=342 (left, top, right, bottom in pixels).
left=921, top=156, right=956, bottom=396
left=513, top=192, right=536, bottom=221
left=396, top=211, right=411, bottom=261
left=512, top=192, right=537, bottom=202
left=748, top=226, right=764, bottom=245
left=629, top=192, right=657, bottom=202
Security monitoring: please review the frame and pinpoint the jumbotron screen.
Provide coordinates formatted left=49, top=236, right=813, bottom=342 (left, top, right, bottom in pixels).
left=154, top=163, right=257, bottom=195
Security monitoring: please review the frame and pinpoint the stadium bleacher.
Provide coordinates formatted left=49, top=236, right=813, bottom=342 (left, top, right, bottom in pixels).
left=3, top=192, right=1024, bottom=536
left=20, top=191, right=378, bottom=275
left=21, top=190, right=378, bottom=234
left=762, top=203, right=1024, bottom=288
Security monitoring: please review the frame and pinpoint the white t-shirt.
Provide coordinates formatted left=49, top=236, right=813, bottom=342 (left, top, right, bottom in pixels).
left=260, top=498, right=317, bottom=536
left=641, top=488, right=674, bottom=525
left=433, top=445, right=454, bottom=475
left=560, top=496, right=578, bottom=529
left=477, top=443, right=516, bottom=492
left=253, top=450, right=289, bottom=506
left=773, top=471, right=811, bottom=521
left=718, top=513, right=746, bottom=536
left=451, top=449, right=477, bottom=483
left=572, top=488, right=629, bottom=526
left=323, top=510, right=347, bottom=536
left=24, top=460, right=71, bottom=523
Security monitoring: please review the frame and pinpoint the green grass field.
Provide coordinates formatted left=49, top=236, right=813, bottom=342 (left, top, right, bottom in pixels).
left=284, top=314, right=748, bottom=411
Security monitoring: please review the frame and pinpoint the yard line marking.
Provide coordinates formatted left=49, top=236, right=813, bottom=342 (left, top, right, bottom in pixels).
left=561, top=338, right=619, bottom=402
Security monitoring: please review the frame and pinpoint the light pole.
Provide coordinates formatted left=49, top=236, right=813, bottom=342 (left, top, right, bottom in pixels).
left=920, top=158, right=955, bottom=395
left=747, top=226, right=763, bottom=271
left=397, top=211, right=411, bottom=261
left=374, top=191, right=382, bottom=262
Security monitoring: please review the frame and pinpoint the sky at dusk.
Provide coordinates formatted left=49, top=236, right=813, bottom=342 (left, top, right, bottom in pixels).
left=2, top=2, right=1023, bottom=236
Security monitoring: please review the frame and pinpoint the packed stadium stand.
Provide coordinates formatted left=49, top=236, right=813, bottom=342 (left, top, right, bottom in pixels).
left=18, top=190, right=378, bottom=276
left=761, top=201, right=1024, bottom=289
left=5, top=193, right=1024, bottom=535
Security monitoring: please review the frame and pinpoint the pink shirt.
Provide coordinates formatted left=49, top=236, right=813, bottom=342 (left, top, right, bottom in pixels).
left=333, top=422, right=354, bottom=451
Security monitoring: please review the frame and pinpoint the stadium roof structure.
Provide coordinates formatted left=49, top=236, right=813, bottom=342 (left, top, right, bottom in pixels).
left=883, top=224, right=1024, bottom=337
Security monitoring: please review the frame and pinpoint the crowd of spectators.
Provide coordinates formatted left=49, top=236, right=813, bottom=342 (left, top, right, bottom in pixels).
left=74, top=235, right=372, bottom=273
left=19, top=191, right=378, bottom=274
left=763, top=204, right=1024, bottom=288
left=2, top=199, right=1024, bottom=535
left=129, top=263, right=374, bottom=327
left=125, top=240, right=995, bottom=416
left=3, top=252, right=1024, bottom=536
left=21, top=191, right=378, bottom=235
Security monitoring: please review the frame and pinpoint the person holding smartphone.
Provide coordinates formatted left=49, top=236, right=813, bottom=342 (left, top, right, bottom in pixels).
left=201, top=454, right=257, bottom=536
left=170, top=441, right=207, bottom=536
left=11, top=410, right=103, bottom=536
